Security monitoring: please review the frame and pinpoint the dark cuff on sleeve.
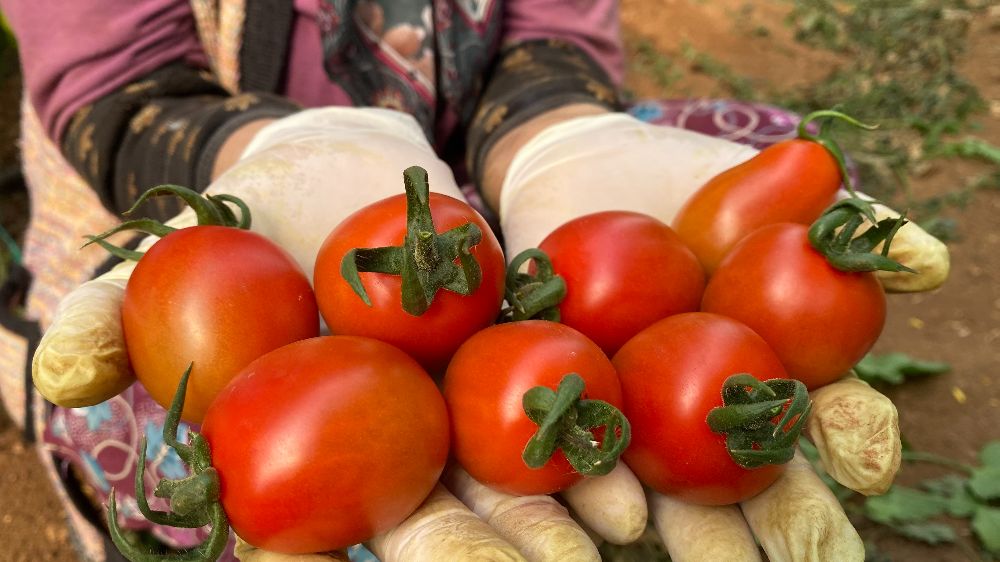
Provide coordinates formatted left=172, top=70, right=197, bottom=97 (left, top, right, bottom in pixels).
left=466, top=39, right=622, bottom=191
left=61, top=63, right=299, bottom=221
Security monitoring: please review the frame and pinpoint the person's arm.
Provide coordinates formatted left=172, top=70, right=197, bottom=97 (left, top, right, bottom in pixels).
left=467, top=0, right=624, bottom=206
left=2, top=0, right=299, bottom=218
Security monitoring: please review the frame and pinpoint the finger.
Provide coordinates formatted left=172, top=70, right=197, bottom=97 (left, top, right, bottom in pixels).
left=31, top=263, right=136, bottom=407
left=807, top=375, right=901, bottom=495
left=649, top=491, right=761, bottom=562
left=740, top=451, right=865, bottom=562
left=443, top=465, right=599, bottom=562
left=31, top=207, right=199, bottom=407
left=560, top=463, right=647, bottom=545
left=871, top=202, right=950, bottom=292
left=234, top=535, right=350, bottom=561
left=367, top=484, right=527, bottom=562
left=834, top=190, right=950, bottom=292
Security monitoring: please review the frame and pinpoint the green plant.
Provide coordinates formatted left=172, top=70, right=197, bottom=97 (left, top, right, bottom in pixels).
left=803, top=438, right=1000, bottom=559
left=782, top=0, right=994, bottom=204
left=680, top=41, right=758, bottom=101
left=630, top=38, right=684, bottom=91
left=854, top=352, right=951, bottom=386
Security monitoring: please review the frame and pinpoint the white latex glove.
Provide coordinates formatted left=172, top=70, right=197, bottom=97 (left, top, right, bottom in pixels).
left=32, top=107, right=463, bottom=407
left=495, top=112, right=933, bottom=561
left=32, top=107, right=619, bottom=562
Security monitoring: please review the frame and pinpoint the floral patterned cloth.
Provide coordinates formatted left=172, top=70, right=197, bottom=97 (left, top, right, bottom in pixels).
left=15, top=98, right=816, bottom=562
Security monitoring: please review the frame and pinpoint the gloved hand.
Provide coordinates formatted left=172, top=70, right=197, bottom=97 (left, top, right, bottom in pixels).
left=490, top=111, right=948, bottom=561
left=33, top=106, right=637, bottom=562
left=31, top=107, right=463, bottom=407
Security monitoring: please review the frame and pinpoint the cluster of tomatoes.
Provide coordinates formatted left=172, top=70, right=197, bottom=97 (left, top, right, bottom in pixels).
left=110, top=112, right=904, bottom=559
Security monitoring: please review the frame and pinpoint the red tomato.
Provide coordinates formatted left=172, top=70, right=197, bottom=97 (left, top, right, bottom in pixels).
left=123, top=226, right=319, bottom=423
left=613, top=312, right=788, bottom=505
left=701, top=223, right=886, bottom=389
left=671, top=139, right=841, bottom=274
left=201, top=336, right=450, bottom=553
left=538, top=211, right=705, bottom=356
left=313, top=192, right=505, bottom=375
left=443, top=321, right=624, bottom=496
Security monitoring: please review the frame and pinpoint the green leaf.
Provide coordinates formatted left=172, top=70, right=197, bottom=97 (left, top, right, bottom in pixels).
left=980, top=441, right=1000, bottom=468
left=937, top=137, right=1000, bottom=166
left=969, top=466, right=1000, bottom=501
left=890, top=521, right=957, bottom=545
left=863, top=541, right=891, bottom=562
left=972, top=507, right=1000, bottom=556
left=853, top=352, right=950, bottom=385
left=921, top=475, right=979, bottom=518
left=864, top=485, right=948, bottom=524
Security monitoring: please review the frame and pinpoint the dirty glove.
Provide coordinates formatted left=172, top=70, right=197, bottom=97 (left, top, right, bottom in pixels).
left=492, top=111, right=944, bottom=561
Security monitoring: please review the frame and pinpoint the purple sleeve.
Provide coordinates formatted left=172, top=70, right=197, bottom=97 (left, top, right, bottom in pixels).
left=0, top=0, right=209, bottom=142
left=502, top=0, right=624, bottom=86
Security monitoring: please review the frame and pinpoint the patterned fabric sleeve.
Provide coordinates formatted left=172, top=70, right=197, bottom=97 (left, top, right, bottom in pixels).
left=465, top=39, right=622, bottom=192
left=60, top=63, right=300, bottom=220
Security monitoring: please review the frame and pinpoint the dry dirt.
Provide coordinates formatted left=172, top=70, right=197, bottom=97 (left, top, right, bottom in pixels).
left=1, top=1, right=998, bottom=561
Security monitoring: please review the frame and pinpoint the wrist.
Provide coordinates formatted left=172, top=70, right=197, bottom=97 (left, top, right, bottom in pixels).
left=480, top=103, right=611, bottom=210
left=211, top=118, right=278, bottom=181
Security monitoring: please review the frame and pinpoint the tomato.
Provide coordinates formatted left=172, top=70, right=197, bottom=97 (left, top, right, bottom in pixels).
left=443, top=321, right=626, bottom=496
left=537, top=211, right=705, bottom=356
left=671, top=139, right=841, bottom=274
left=201, top=336, right=450, bottom=553
left=701, top=223, right=886, bottom=389
left=122, top=225, right=319, bottom=423
left=313, top=179, right=505, bottom=375
left=613, top=312, right=790, bottom=506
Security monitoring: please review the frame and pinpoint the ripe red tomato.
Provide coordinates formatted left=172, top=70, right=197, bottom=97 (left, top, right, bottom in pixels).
left=123, top=225, right=319, bottom=423
left=313, top=192, right=505, bottom=375
left=443, top=321, right=625, bottom=496
left=613, top=312, right=789, bottom=505
left=701, top=223, right=886, bottom=389
left=671, top=139, right=841, bottom=274
left=537, top=211, right=705, bottom=356
left=201, top=336, right=450, bottom=553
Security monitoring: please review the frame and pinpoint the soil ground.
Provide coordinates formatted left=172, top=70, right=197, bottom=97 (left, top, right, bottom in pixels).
left=1, top=1, right=998, bottom=561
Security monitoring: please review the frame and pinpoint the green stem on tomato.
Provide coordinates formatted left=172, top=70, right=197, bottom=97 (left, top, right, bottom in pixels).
left=340, top=166, right=484, bottom=317
left=706, top=374, right=812, bottom=469
left=522, top=374, right=631, bottom=477
left=501, top=248, right=566, bottom=322
left=84, top=185, right=252, bottom=261
left=107, top=365, right=230, bottom=562
left=796, top=109, right=913, bottom=273
left=796, top=109, right=878, bottom=197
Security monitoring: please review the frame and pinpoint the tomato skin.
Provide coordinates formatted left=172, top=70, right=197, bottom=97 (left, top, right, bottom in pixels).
left=671, top=139, right=841, bottom=274
left=122, top=226, right=319, bottom=423
left=538, top=211, right=705, bottom=356
left=613, top=312, right=787, bottom=506
left=701, top=223, right=886, bottom=389
left=443, top=321, right=623, bottom=496
left=201, top=336, right=450, bottom=554
left=313, top=193, right=505, bottom=375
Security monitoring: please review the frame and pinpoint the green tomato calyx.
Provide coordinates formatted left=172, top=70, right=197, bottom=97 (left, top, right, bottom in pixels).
left=501, top=248, right=567, bottom=323
left=107, top=364, right=230, bottom=562
left=808, top=197, right=917, bottom=273
left=706, top=374, right=812, bottom=469
left=522, top=373, right=631, bottom=477
left=341, top=165, right=484, bottom=317
left=84, top=185, right=252, bottom=261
